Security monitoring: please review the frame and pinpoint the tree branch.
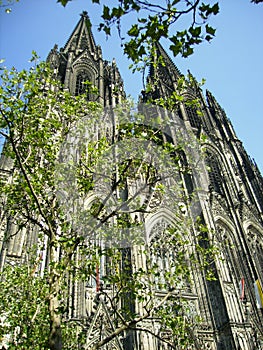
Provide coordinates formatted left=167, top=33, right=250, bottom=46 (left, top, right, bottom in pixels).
left=91, top=289, right=176, bottom=349
left=1, top=109, right=55, bottom=238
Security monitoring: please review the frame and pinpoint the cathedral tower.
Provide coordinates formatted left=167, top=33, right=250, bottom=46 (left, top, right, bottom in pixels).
left=47, top=11, right=125, bottom=106
left=141, top=41, right=263, bottom=348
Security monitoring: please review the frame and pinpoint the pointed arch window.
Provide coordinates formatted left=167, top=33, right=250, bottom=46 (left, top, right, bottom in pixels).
left=206, top=151, right=224, bottom=195
left=179, top=151, right=194, bottom=197
left=247, top=226, right=263, bottom=280
left=149, top=219, right=191, bottom=292
left=185, top=105, right=201, bottom=129
left=75, top=71, right=90, bottom=97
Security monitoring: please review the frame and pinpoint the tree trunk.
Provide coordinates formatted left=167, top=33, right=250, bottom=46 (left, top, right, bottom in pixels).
left=49, top=291, right=63, bottom=350
left=48, top=242, right=63, bottom=350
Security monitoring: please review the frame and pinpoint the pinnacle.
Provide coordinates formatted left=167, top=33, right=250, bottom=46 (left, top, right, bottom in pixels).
left=81, top=11, right=89, bottom=18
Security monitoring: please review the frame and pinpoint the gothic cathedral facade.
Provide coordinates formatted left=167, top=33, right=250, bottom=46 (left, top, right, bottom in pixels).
left=1, top=11, right=263, bottom=350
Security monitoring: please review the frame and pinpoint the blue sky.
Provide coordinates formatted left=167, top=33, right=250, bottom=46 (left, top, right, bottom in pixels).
left=0, top=0, right=262, bottom=172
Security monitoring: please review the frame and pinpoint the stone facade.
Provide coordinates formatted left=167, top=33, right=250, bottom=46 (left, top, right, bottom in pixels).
left=1, top=12, right=263, bottom=350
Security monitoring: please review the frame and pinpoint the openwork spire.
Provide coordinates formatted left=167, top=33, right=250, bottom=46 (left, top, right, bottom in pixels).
left=63, top=10, right=97, bottom=54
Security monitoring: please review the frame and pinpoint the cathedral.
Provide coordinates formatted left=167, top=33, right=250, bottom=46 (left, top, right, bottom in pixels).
left=1, top=11, right=263, bottom=350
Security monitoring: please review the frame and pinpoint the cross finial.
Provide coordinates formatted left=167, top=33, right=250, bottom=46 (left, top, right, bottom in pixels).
left=81, top=11, right=88, bottom=18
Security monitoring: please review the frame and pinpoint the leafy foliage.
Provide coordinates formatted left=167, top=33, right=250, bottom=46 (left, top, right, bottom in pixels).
left=0, top=261, right=86, bottom=349
left=56, top=0, right=219, bottom=64
left=0, top=57, right=218, bottom=349
left=0, top=261, right=49, bottom=349
left=0, top=55, right=103, bottom=350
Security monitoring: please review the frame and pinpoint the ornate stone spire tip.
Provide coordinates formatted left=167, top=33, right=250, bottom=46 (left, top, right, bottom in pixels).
left=81, top=11, right=88, bottom=18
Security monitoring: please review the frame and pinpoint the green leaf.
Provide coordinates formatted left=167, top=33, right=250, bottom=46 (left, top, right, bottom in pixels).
left=206, top=24, right=216, bottom=36
left=112, top=6, right=124, bottom=18
left=57, top=0, right=69, bottom=6
left=205, top=35, right=213, bottom=42
left=189, top=26, right=201, bottom=37
left=211, top=3, right=220, bottom=15
left=138, top=18, right=147, bottom=24
left=102, top=5, right=110, bottom=20
left=183, top=45, right=194, bottom=57
left=128, top=24, right=139, bottom=37
left=103, top=26, right=111, bottom=36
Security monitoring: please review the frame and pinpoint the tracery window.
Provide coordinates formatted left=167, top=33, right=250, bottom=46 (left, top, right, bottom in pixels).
left=179, top=151, right=194, bottom=197
left=75, top=71, right=90, bottom=97
left=185, top=105, right=201, bottom=129
left=215, top=223, right=244, bottom=323
left=216, top=224, right=236, bottom=282
left=149, top=219, right=190, bottom=292
left=247, top=226, right=263, bottom=279
left=206, top=151, right=224, bottom=195
left=158, top=64, right=174, bottom=93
